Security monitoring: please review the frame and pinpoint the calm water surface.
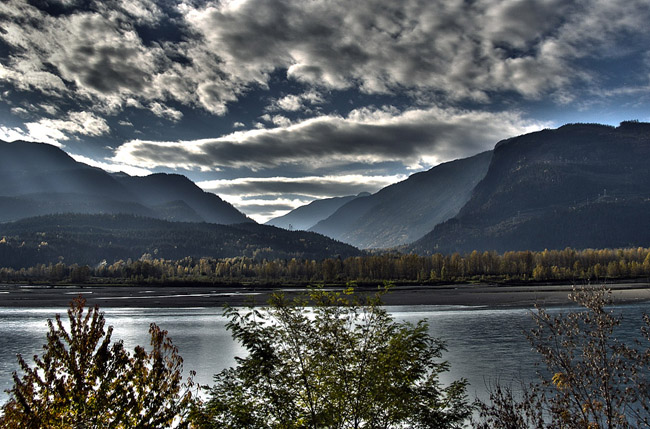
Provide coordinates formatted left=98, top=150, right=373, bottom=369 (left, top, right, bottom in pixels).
left=1, top=303, right=648, bottom=405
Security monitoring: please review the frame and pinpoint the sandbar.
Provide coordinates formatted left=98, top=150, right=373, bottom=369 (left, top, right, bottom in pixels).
left=1, top=282, right=649, bottom=309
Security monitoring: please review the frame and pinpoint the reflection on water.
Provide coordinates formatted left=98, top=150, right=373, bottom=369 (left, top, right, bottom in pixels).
left=1, top=303, right=647, bottom=405
left=388, top=306, right=535, bottom=399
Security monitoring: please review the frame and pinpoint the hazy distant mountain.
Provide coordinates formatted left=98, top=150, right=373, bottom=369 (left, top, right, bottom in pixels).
left=114, top=173, right=250, bottom=225
left=0, top=140, right=251, bottom=225
left=410, top=122, right=650, bottom=254
left=310, top=151, right=492, bottom=249
left=266, top=193, right=369, bottom=230
left=0, top=143, right=137, bottom=202
left=0, top=213, right=362, bottom=267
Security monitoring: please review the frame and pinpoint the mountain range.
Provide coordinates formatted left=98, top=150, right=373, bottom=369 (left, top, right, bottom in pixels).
left=0, top=140, right=251, bottom=225
left=3, top=121, right=650, bottom=263
left=269, top=121, right=650, bottom=253
left=0, top=140, right=361, bottom=266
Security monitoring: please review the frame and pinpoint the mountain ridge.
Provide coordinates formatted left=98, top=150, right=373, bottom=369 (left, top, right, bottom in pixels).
left=310, top=151, right=493, bottom=249
left=266, top=192, right=369, bottom=231
left=0, top=140, right=252, bottom=225
left=410, top=121, right=650, bottom=253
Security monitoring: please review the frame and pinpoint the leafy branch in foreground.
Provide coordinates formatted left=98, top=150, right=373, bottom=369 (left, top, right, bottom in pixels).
left=475, top=286, right=650, bottom=428
left=193, top=286, right=472, bottom=428
left=0, top=297, right=195, bottom=428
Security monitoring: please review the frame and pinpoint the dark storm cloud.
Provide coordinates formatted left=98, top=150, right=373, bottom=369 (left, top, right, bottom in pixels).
left=65, top=45, right=150, bottom=94
left=113, top=107, right=547, bottom=171
left=2, top=0, right=649, bottom=124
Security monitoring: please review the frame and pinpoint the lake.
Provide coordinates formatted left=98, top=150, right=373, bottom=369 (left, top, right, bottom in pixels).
left=1, top=303, right=648, bottom=406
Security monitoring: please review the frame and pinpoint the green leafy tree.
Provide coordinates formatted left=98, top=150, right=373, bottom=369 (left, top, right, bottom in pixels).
left=0, top=297, right=195, bottom=428
left=193, top=286, right=472, bottom=428
left=476, top=286, right=650, bottom=428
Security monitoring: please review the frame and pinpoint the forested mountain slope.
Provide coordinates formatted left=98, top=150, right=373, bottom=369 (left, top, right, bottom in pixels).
left=310, top=151, right=492, bottom=249
left=411, top=122, right=650, bottom=254
left=0, top=213, right=361, bottom=267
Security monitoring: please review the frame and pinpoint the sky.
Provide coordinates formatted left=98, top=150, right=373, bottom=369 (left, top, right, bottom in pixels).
left=1, top=0, right=650, bottom=223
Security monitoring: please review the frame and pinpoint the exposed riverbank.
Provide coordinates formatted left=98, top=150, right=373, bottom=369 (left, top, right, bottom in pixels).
left=1, top=282, right=649, bottom=309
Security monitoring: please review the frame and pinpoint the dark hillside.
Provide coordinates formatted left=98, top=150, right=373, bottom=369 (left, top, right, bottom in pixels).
left=0, top=213, right=361, bottom=267
left=411, top=122, right=650, bottom=253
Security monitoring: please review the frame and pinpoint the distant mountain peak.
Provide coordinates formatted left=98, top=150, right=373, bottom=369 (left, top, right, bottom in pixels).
left=266, top=194, right=363, bottom=231
left=309, top=150, right=493, bottom=249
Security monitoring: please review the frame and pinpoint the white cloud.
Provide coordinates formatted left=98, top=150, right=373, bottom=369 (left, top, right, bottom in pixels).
left=271, top=115, right=291, bottom=127
left=39, top=103, right=59, bottom=115
left=66, top=111, right=111, bottom=136
left=198, top=174, right=405, bottom=223
left=149, top=102, right=183, bottom=122
left=118, top=0, right=163, bottom=24
left=275, top=94, right=302, bottom=111
left=217, top=195, right=310, bottom=223
left=268, top=90, right=325, bottom=113
left=0, top=111, right=109, bottom=146
left=113, top=106, right=549, bottom=171
left=0, top=62, right=67, bottom=97
left=23, top=122, right=70, bottom=145
left=0, top=125, right=64, bottom=147
left=10, top=107, right=29, bottom=117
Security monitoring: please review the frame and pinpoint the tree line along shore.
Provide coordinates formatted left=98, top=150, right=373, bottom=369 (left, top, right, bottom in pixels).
left=1, top=247, right=650, bottom=286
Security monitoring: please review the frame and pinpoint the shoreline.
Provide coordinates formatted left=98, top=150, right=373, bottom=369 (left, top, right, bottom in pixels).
left=2, top=282, right=650, bottom=309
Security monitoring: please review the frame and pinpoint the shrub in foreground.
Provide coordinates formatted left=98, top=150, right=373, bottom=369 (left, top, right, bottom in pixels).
left=476, top=287, right=650, bottom=428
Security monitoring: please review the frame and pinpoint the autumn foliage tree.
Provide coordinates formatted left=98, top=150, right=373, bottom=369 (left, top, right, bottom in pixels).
left=0, top=297, right=195, bottom=428
left=476, top=287, right=650, bottom=428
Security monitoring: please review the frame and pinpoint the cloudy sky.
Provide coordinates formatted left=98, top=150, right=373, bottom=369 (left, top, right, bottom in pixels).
left=1, top=0, right=650, bottom=222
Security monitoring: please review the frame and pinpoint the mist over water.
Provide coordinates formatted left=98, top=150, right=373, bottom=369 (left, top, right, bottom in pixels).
left=1, top=303, right=647, bottom=405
